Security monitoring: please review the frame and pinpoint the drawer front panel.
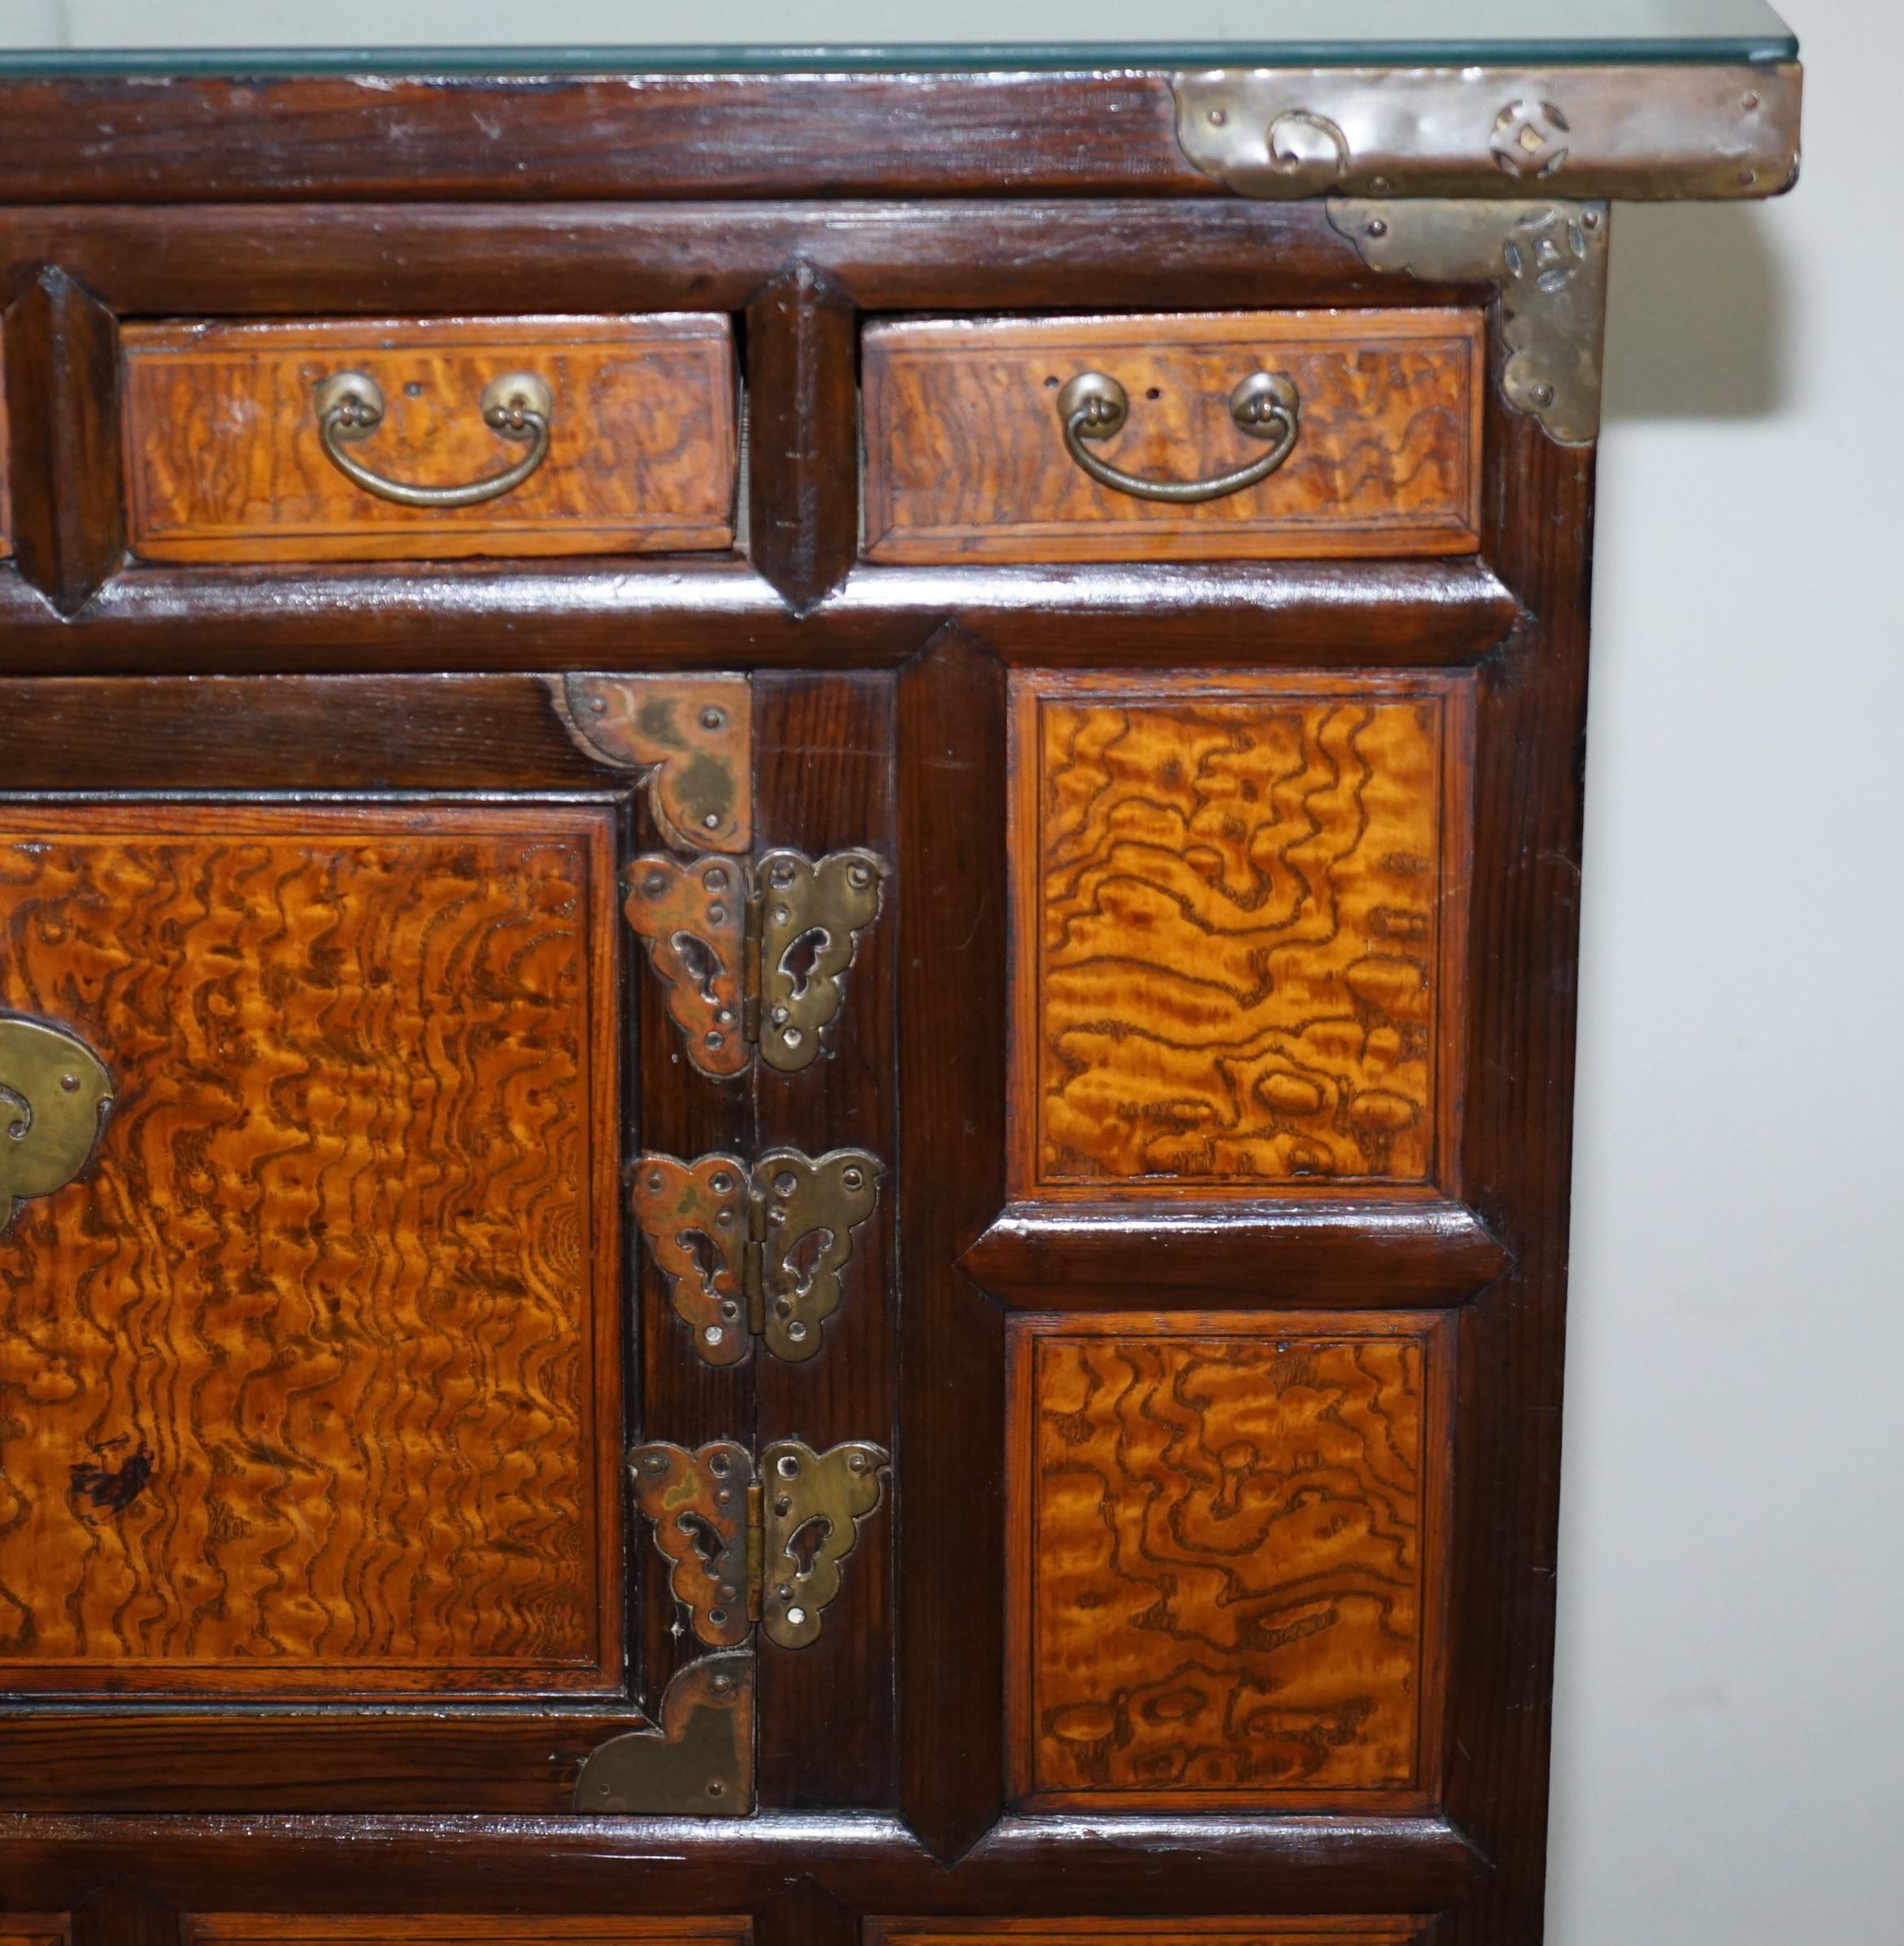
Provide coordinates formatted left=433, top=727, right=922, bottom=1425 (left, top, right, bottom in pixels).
left=863, top=310, right=1484, bottom=564
left=0, top=339, right=11, bottom=558
left=873, top=1926, right=1426, bottom=1946
left=2, top=1926, right=68, bottom=1946
left=1008, top=1310, right=1450, bottom=1812
left=0, top=802, right=623, bottom=1695
left=122, top=315, right=737, bottom=563
left=189, top=1923, right=750, bottom=1946
left=1010, top=670, right=1468, bottom=1199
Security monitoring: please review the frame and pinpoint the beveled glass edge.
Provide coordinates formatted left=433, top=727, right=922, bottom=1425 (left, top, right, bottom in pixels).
left=0, top=37, right=1798, bottom=80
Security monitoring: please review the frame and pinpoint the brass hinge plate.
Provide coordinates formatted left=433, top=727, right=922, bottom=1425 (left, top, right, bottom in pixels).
left=633, top=1147, right=884, bottom=1366
left=624, top=848, right=886, bottom=1076
left=550, top=671, right=752, bottom=854
left=0, top=1013, right=114, bottom=1233
left=573, top=1649, right=754, bottom=1816
left=632, top=1436, right=889, bottom=1651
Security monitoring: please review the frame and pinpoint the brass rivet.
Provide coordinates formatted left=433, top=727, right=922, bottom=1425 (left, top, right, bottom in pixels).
left=1366, top=219, right=1388, bottom=239
left=1530, top=382, right=1555, bottom=406
left=700, top=706, right=725, bottom=730
left=1741, top=90, right=1760, bottom=110
left=588, top=696, right=608, bottom=715
left=1206, top=107, right=1226, bottom=126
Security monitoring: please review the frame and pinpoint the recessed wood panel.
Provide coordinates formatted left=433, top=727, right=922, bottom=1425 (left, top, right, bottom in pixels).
left=190, top=1922, right=749, bottom=1946
left=1, top=1924, right=67, bottom=1946
left=1008, top=1310, right=1451, bottom=1811
left=122, top=315, right=737, bottom=563
left=1010, top=671, right=1467, bottom=1198
left=0, top=802, right=622, bottom=1695
left=872, top=1925, right=1426, bottom=1946
left=863, top=309, right=1484, bottom=564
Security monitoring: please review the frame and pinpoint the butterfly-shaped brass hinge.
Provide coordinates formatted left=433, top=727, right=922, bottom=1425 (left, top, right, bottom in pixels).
left=632, top=1437, right=889, bottom=1651
left=633, top=1147, right=883, bottom=1366
left=623, top=847, right=885, bottom=1076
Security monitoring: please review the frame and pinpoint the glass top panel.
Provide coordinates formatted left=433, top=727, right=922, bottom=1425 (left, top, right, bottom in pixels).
left=0, top=0, right=1798, bottom=75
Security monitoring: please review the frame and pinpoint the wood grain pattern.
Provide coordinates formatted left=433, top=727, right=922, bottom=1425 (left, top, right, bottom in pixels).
left=872, top=1923, right=1426, bottom=1946
left=0, top=802, right=622, bottom=1694
left=121, top=316, right=737, bottom=563
left=1011, top=671, right=1466, bottom=1197
left=189, top=1922, right=747, bottom=1946
left=1, top=1926, right=67, bottom=1946
left=1009, top=1312, right=1450, bottom=1810
left=863, top=311, right=1484, bottom=564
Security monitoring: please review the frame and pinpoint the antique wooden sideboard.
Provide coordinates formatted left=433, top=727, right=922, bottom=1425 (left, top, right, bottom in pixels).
left=0, top=12, right=1800, bottom=1946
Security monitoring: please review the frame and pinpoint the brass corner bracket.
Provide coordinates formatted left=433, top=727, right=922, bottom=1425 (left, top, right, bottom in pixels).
left=1328, top=198, right=1611, bottom=445
left=0, top=1014, right=114, bottom=1233
left=633, top=1436, right=889, bottom=1652
left=1171, top=63, right=1800, bottom=202
left=634, top=1147, right=884, bottom=1366
left=574, top=1650, right=754, bottom=1816
left=550, top=671, right=752, bottom=854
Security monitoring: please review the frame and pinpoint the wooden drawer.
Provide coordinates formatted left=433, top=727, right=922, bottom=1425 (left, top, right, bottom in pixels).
left=863, top=309, right=1484, bottom=564
left=189, top=1922, right=749, bottom=1946
left=121, top=315, right=737, bottom=563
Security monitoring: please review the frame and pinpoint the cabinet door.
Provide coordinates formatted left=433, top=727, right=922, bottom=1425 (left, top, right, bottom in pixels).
left=0, top=675, right=676, bottom=1809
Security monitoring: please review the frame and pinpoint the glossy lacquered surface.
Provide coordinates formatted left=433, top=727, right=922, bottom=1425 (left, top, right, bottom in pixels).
left=0, top=0, right=1798, bottom=71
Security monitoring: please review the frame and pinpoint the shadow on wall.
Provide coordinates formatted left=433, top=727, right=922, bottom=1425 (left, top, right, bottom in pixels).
left=1602, top=201, right=1792, bottom=422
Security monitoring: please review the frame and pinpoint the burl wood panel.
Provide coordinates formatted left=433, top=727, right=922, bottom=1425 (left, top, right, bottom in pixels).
left=0, top=802, right=623, bottom=1695
left=872, top=1925, right=1424, bottom=1946
left=1008, top=1311, right=1450, bottom=1810
left=190, top=1922, right=748, bottom=1946
left=121, top=315, right=737, bottom=563
left=0, top=1926, right=66, bottom=1946
left=863, top=310, right=1484, bottom=564
left=1011, top=671, right=1466, bottom=1197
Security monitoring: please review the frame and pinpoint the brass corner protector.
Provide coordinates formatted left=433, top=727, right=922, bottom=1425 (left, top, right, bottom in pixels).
left=1328, top=198, right=1611, bottom=445
left=573, top=1650, right=754, bottom=1816
left=1172, top=63, right=1800, bottom=202
left=550, top=672, right=752, bottom=854
left=0, top=1013, right=114, bottom=1233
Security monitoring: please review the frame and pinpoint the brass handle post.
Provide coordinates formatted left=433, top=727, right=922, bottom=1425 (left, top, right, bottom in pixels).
left=1055, top=369, right=1301, bottom=504
left=313, top=369, right=554, bottom=509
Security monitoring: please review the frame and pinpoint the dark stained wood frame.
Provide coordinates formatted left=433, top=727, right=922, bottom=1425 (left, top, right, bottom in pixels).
left=0, top=165, right=1588, bottom=1946
left=1004, top=1308, right=1456, bottom=1815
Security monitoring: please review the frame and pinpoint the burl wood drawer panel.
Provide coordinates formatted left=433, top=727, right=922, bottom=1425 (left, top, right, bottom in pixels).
left=863, top=310, right=1484, bottom=563
left=1008, top=1311, right=1451, bottom=1811
left=1010, top=670, right=1469, bottom=1198
left=121, top=315, right=737, bottom=563
left=872, top=1925, right=1426, bottom=1946
left=1, top=1925, right=67, bottom=1946
left=0, top=803, right=623, bottom=1696
left=189, top=1922, right=749, bottom=1946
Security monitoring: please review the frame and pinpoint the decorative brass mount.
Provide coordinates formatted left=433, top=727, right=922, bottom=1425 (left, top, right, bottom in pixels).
left=634, top=1148, right=883, bottom=1366
left=550, top=671, right=752, bottom=855
left=632, top=1436, right=889, bottom=1651
left=624, top=848, right=886, bottom=1077
left=573, top=1649, right=754, bottom=1817
left=0, top=1014, right=114, bottom=1234
left=1170, top=63, right=1801, bottom=202
left=1328, top=198, right=1612, bottom=446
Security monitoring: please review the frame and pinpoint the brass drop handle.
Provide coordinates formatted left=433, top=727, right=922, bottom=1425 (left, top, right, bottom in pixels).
left=1055, top=369, right=1301, bottom=504
left=313, top=369, right=554, bottom=509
